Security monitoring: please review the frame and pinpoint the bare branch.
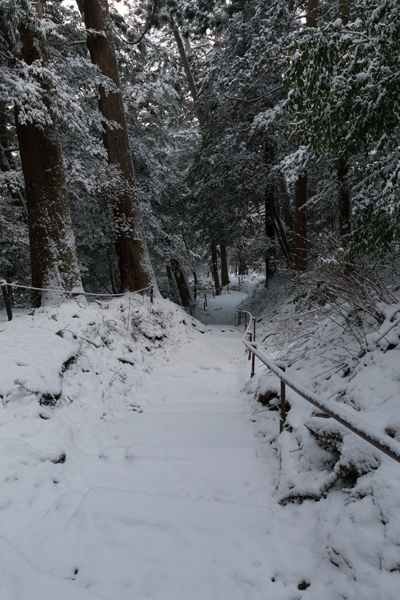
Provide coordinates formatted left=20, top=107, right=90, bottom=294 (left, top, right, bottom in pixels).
left=67, top=39, right=88, bottom=47
left=112, top=0, right=159, bottom=46
left=224, top=85, right=283, bottom=104
left=0, top=111, right=14, bottom=125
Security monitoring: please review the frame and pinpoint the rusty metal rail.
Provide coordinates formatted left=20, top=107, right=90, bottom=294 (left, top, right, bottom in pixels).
left=237, top=310, right=400, bottom=465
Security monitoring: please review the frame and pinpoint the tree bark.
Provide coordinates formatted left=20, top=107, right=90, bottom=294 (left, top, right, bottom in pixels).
left=192, top=270, right=198, bottom=299
left=166, top=264, right=175, bottom=298
left=170, top=258, right=193, bottom=307
left=306, top=0, right=319, bottom=27
left=265, top=183, right=276, bottom=287
left=238, top=242, right=246, bottom=276
left=292, top=0, right=318, bottom=272
left=337, top=159, right=350, bottom=236
left=166, top=264, right=174, bottom=284
left=220, top=244, right=230, bottom=287
left=337, top=0, right=350, bottom=236
left=211, top=243, right=221, bottom=295
left=109, top=262, right=118, bottom=294
left=169, top=15, right=204, bottom=128
left=78, top=0, right=156, bottom=292
left=14, top=3, right=83, bottom=307
left=339, top=0, right=350, bottom=25
left=271, top=202, right=292, bottom=265
left=294, top=171, right=307, bottom=272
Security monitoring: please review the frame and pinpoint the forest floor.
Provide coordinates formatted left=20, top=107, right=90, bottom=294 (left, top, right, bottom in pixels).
left=0, top=276, right=399, bottom=599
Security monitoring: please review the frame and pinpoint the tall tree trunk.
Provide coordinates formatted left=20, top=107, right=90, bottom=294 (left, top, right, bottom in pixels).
left=337, top=159, right=350, bottom=236
left=211, top=243, right=221, bottom=295
left=13, top=2, right=83, bottom=307
left=294, top=171, right=307, bottom=272
left=170, top=259, right=193, bottom=307
left=109, top=260, right=118, bottom=294
left=265, top=183, right=276, bottom=287
left=337, top=0, right=350, bottom=236
left=166, top=264, right=176, bottom=300
left=169, top=15, right=204, bottom=128
left=238, top=242, right=246, bottom=276
left=292, top=0, right=318, bottom=272
left=339, top=0, right=350, bottom=25
left=306, top=0, right=318, bottom=27
left=166, top=264, right=174, bottom=285
left=220, top=244, right=230, bottom=287
left=78, top=0, right=156, bottom=292
left=264, top=140, right=277, bottom=287
left=271, top=201, right=292, bottom=265
left=192, top=270, right=198, bottom=299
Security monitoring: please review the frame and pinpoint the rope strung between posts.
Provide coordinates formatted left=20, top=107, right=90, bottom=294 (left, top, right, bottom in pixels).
left=0, top=280, right=153, bottom=298
left=0, top=280, right=154, bottom=322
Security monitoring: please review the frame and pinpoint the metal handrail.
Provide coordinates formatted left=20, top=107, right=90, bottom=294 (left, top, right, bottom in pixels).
left=237, top=310, right=400, bottom=465
left=202, top=283, right=230, bottom=312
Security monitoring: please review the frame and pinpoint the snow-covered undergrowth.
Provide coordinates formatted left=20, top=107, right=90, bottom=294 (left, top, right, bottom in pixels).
left=242, top=274, right=400, bottom=597
left=0, top=295, right=203, bottom=409
left=3, top=275, right=400, bottom=600
left=0, top=295, right=205, bottom=599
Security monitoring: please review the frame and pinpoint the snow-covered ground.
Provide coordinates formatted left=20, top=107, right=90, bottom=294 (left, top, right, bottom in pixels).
left=0, top=277, right=400, bottom=599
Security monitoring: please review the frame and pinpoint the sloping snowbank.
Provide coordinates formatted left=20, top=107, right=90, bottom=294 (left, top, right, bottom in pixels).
left=2, top=277, right=400, bottom=599
left=241, top=273, right=400, bottom=595
left=0, top=295, right=204, bottom=599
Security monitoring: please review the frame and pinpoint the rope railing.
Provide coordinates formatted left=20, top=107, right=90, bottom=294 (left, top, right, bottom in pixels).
left=201, top=283, right=231, bottom=312
left=0, top=280, right=154, bottom=321
left=237, top=309, right=400, bottom=465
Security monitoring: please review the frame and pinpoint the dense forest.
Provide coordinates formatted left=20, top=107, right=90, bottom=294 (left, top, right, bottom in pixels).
left=1, top=0, right=399, bottom=307
left=3, top=3, right=400, bottom=598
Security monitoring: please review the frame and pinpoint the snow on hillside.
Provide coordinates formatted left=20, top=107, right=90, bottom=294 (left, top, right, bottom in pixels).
left=0, top=295, right=207, bottom=599
left=1, top=279, right=400, bottom=599
left=241, top=273, right=400, bottom=598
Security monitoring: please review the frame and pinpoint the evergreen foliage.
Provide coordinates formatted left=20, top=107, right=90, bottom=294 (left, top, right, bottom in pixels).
left=1, top=0, right=400, bottom=303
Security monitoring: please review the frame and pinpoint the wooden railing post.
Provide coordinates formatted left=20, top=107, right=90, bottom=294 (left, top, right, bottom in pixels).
left=1, top=282, right=12, bottom=321
left=251, top=318, right=256, bottom=378
left=241, top=310, right=400, bottom=464
left=280, top=367, right=286, bottom=433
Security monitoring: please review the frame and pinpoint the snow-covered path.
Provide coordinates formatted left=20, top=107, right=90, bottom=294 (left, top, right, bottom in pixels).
left=0, top=293, right=315, bottom=600
left=47, top=325, right=319, bottom=600
left=3, top=287, right=397, bottom=599
left=22, top=326, right=292, bottom=600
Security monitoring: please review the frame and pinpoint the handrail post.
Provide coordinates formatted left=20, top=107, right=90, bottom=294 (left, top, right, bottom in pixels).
left=280, top=367, right=286, bottom=433
left=1, top=282, right=12, bottom=321
left=248, top=333, right=252, bottom=361
left=251, top=318, right=256, bottom=378
left=241, top=309, right=400, bottom=464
